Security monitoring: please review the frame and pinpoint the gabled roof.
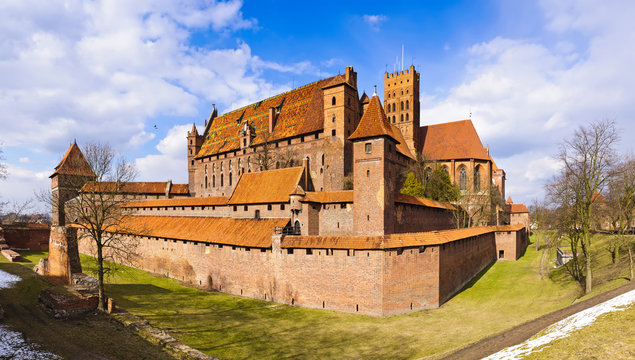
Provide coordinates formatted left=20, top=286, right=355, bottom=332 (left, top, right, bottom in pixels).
left=303, top=191, right=354, bottom=203
left=123, top=196, right=227, bottom=208
left=394, top=193, right=455, bottom=210
left=81, top=182, right=189, bottom=195
left=420, top=119, right=489, bottom=160
left=509, top=204, right=529, bottom=214
left=115, top=216, right=289, bottom=248
left=227, top=167, right=304, bottom=205
left=50, top=143, right=95, bottom=178
left=389, top=123, right=415, bottom=159
left=197, top=75, right=344, bottom=158
left=348, top=95, right=398, bottom=142
left=359, top=92, right=370, bottom=104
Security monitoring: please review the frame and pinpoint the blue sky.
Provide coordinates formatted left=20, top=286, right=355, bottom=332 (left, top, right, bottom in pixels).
left=1, top=0, right=634, bottom=213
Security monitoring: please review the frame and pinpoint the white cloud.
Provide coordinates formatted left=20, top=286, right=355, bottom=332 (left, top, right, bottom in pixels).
left=19, top=157, right=29, bottom=163
left=135, top=124, right=190, bottom=184
left=363, top=14, right=387, bottom=31
left=421, top=0, right=635, bottom=204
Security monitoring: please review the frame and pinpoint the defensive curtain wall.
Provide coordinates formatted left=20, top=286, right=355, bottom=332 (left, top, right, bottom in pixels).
left=77, top=221, right=526, bottom=316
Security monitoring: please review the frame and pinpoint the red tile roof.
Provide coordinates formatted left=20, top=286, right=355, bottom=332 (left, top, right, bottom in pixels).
left=50, top=143, right=95, bottom=178
left=348, top=95, right=398, bottom=142
left=394, top=193, right=456, bottom=210
left=282, top=225, right=524, bottom=250
left=196, top=75, right=345, bottom=158
left=112, top=216, right=289, bottom=248
left=303, top=191, right=354, bottom=203
left=420, top=119, right=490, bottom=160
left=509, top=203, right=529, bottom=214
left=81, top=182, right=189, bottom=195
left=123, top=196, right=228, bottom=208
left=227, top=167, right=304, bottom=204
left=359, top=92, right=370, bottom=104
left=389, top=123, right=415, bottom=159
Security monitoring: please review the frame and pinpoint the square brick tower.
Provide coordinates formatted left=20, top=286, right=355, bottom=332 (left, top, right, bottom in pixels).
left=384, top=65, right=420, bottom=155
left=349, top=90, right=400, bottom=236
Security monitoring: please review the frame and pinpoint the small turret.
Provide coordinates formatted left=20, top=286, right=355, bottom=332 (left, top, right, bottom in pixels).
left=187, top=123, right=204, bottom=196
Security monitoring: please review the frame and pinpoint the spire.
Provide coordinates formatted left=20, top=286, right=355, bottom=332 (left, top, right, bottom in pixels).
left=373, top=85, right=377, bottom=96
left=50, top=143, right=95, bottom=178
left=348, top=95, right=397, bottom=142
left=190, top=122, right=198, bottom=136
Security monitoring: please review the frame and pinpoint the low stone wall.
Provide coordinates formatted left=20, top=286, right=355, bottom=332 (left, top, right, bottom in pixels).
left=0, top=224, right=50, bottom=251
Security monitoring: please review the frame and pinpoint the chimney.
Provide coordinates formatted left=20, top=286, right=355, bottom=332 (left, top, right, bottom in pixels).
left=345, top=66, right=357, bottom=88
left=165, top=179, right=172, bottom=198
left=268, top=107, right=276, bottom=133
left=302, top=156, right=309, bottom=190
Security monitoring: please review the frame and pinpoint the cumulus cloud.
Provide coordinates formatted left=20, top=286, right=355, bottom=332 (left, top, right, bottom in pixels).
left=135, top=124, right=190, bottom=183
left=363, top=14, right=387, bottom=31
left=421, top=0, right=635, bottom=203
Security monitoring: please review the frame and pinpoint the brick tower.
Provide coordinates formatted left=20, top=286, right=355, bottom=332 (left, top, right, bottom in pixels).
left=349, top=90, right=399, bottom=236
left=322, top=66, right=361, bottom=189
left=383, top=65, right=420, bottom=154
left=187, top=123, right=203, bottom=196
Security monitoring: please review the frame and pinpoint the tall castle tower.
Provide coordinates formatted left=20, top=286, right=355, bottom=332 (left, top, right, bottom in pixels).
left=383, top=65, right=420, bottom=155
left=187, top=123, right=203, bottom=196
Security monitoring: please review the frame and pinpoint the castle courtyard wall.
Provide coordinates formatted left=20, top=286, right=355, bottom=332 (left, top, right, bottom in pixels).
left=394, top=204, right=454, bottom=233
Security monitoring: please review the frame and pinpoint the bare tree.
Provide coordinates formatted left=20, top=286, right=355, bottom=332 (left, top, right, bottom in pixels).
left=549, top=119, right=619, bottom=293
left=249, top=132, right=298, bottom=171
left=39, top=142, right=138, bottom=310
left=2, top=199, right=34, bottom=223
left=608, top=156, right=635, bottom=279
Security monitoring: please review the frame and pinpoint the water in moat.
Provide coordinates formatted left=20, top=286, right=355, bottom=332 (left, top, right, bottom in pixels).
left=0, top=269, right=62, bottom=360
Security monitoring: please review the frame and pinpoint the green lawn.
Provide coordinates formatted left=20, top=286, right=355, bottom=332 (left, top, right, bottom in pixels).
left=13, top=234, right=633, bottom=359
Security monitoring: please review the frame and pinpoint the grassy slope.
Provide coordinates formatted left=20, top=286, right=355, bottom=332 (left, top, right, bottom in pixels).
left=523, top=303, right=635, bottom=360
left=13, top=234, right=632, bottom=359
left=0, top=254, right=174, bottom=360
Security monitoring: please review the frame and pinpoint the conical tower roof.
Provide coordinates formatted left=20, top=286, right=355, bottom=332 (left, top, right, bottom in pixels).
left=50, top=143, right=95, bottom=178
left=348, top=94, right=397, bottom=142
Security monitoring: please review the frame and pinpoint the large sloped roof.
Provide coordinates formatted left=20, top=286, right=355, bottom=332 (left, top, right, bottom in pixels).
left=394, top=193, right=455, bottom=210
left=349, top=95, right=398, bottom=142
left=123, top=196, right=228, bottom=208
left=509, top=204, right=529, bottom=214
left=227, top=166, right=304, bottom=205
left=50, top=143, right=95, bottom=178
left=281, top=224, right=526, bottom=250
left=197, top=75, right=346, bottom=158
left=81, top=182, right=189, bottom=195
left=115, top=216, right=289, bottom=248
left=303, top=191, right=354, bottom=203
left=420, top=119, right=490, bottom=160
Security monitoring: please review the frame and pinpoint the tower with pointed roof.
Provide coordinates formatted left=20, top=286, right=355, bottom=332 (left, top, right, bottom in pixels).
left=49, top=142, right=95, bottom=226
left=384, top=65, right=420, bottom=155
left=349, top=93, right=399, bottom=236
left=187, top=123, right=203, bottom=197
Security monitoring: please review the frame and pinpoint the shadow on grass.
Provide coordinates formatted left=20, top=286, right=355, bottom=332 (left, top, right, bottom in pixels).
left=107, top=283, right=172, bottom=296
left=442, top=261, right=496, bottom=305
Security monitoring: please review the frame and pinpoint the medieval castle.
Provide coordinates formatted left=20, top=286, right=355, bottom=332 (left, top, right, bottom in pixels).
left=47, top=65, right=529, bottom=315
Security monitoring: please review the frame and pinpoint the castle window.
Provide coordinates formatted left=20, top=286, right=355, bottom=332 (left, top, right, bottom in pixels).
left=229, top=172, right=232, bottom=186
left=400, top=114, right=404, bottom=122
left=332, top=114, right=335, bottom=123
left=365, top=143, right=372, bottom=154
left=293, top=220, right=301, bottom=235
left=190, top=140, right=192, bottom=145
left=406, top=89, right=409, bottom=94
left=267, top=204, right=272, bottom=211
left=301, top=136, right=304, bottom=143
left=189, top=148, right=192, bottom=155
left=332, top=129, right=336, bottom=136
left=281, top=204, right=285, bottom=210
left=474, top=166, right=481, bottom=192
left=332, top=96, right=336, bottom=106
left=244, top=205, right=248, bottom=211
left=191, top=160, right=194, bottom=166
left=205, top=176, right=208, bottom=189
left=321, top=154, right=325, bottom=166
left=401, top=101, right=404, bottom=110
left=243, top=139, right=246, bottom=147
left=204, top=164, right=208, bottom=174
left=406, top=113, right=409, bottom=121
left=315, top=133, right=319, bottom=140
left=366, top=169, right=370, bottom=177
left=276, top=161, right=280, bottom=169
left=288, top=139, right=292, bottom=145
left=340, top=203, right=346, bottom=209
left=386, top=104, right=390, bottom=113
left=221, top=174, right=224, bottom=187
left=401, top=90, right=403, bottom=95
left=459, top=167, right=467, bottom=190
left=392, top=115, right=396, bottom=123
left=392, top=103, right=395, bottom=112
left=406, top=100, right=409, bottom=110
left=233, top=206, right=237, bottom=211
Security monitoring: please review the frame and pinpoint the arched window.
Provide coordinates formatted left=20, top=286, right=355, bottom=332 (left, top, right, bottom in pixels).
left=332, top=114, right=336, bottom=122
left=204, top=164, right=207, bottom=174
left=406, top=113, right=409, bottom=121
left=400, top=114, right=404, bottom=122
left=293, top=220, right=301, bottom=235
left=459, top=167, right=467, bottom=190
left=229, top=172, right=233, bottom=186
left=221, top=174, right=224, bottom=187
left=474, top=166, right=481, bottom=192
left=406, top=100, right=409, bottom=110
left=443, top=166, right=449, bottom=174
left=321, top=154, right=325, bottom=166
left=332, top=96, right=336, bottom=106
left=387, top=93, right=390, bottom=98
left=205, top=176, right=208, bottom=189
left=276, top=161, right=280, bottom=169
left=212, top=175, right=216, bottom=187
left=392, top=103, right=396, bottom=112
left=386, top=104, right=390, bottom=113
left=392, top=115, right=396, bottom=123
left=401, top=90, right=403, bottom=95
left=401, top=101, right=404, bottom=110
left=212, top=163, right=215, bottom=172
left=220, top=161, right=223, bottom=171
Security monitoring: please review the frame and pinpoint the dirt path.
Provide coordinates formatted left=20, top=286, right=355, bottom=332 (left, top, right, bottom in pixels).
left=440, top=281, right=635, bottom=360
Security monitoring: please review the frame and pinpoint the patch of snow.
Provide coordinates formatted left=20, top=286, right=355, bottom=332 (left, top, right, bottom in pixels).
left=0, top=269, right=21, bottom=289
left=483, top=289, right=635, bottom=360
left=0, top=325, right=62, bottom=360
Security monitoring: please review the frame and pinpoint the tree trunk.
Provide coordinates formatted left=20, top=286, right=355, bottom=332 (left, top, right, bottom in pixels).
left=97, top=244, right=107, bottom=310
left=535, top=231, right=540, bottom=251
left=629, top=246, right=634, bottom=281
left=585, top=236, right=592, bottom=293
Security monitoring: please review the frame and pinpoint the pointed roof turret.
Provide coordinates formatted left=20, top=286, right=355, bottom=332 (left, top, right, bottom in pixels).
left=359, top=92, right=370, bottom=104
left=50, top=143, right=95, bottom=178
left=189, top=123, right=199, bottom=136
left=506, top=196, right=513, bottom=204
left=348, top=94, right=397, bottom=142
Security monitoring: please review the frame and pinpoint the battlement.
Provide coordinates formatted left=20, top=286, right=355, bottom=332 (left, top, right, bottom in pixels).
left=384, top=65, right=418, bottom=79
